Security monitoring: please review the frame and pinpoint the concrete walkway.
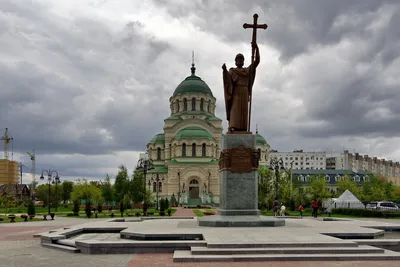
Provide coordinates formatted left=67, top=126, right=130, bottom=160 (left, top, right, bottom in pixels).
left=172, top=207, right=195, bottom=217
left=2, top=215, right=400, bottom=266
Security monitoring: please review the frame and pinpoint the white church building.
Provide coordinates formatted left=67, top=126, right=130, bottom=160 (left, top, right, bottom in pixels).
left=144, top=62, right=270, bottom=206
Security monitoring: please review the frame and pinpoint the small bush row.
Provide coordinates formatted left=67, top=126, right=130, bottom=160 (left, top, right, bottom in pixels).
left=332, top=208, right=400, bottom=218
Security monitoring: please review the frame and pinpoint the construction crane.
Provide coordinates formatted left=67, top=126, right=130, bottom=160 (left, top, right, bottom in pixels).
left=0, top=128, right=13, bottom=160
left=27, top=149, right=36, bottom=185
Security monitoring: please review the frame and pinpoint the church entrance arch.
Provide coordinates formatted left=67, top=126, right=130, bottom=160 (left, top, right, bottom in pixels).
left=189, top=179, right=200, bottom=198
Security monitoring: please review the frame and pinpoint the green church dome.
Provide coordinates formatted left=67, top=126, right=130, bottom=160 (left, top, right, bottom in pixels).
left=176, top=127, right=213, bottom=140
left=148, top=133, right=165, bottom=145
left=256, top=133, right=268, bottom=146
left=172, top=63, right=213, bottom=97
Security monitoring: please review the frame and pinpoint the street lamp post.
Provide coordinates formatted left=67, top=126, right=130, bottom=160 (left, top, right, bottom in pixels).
left=54, top=178, right=61, bottom=212
left=136, top=157, right=153, bottom=216
left=289, top=160, right=294, bottom=210
left=148, top=180, right=151, bottom=192
left=181, top=183, right=186, bottom=206
left=40, top=170, right=60, bottom=215
left=177, top=171, right=181, bottom=206
left=151, top=173, right=164, bottom=210
left=269, top=158, right=284, bottom=203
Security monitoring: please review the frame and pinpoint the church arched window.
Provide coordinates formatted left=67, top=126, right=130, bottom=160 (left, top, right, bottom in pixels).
left=191, top=97, right=196, bottom=111
left=190, top=179, right=199, bottom=185
left=183, top=98, right=187, bottom=111
left=153, top=182, right=156, bottom=192
left=200, top=98, right=204, bottom=111
left=182, top=143, right=186, bottom=156
left=176, top=99, right=180, bottom=112
left=158, top=181, right=163, bottom=192
left=202, top=143, right=206, bottom=156
left=192, top=143, right=196, bottom=156
left=157, top=148, right=161, bottom=160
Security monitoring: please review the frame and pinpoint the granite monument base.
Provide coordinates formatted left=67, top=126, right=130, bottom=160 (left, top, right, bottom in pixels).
left=197, top=215, right=285, bottom=227
left=197, top=133, right=285, bottom=227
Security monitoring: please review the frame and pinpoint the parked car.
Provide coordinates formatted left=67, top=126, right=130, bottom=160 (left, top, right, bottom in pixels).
left=366, top=201, right=400, bottom=211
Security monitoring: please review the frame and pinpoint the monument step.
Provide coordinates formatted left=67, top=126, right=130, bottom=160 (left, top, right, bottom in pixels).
left=57, top=239, right=77, bottom=247
left=41, top=242, right=80, bottom=253
left=207, top=241, right=359, bottom=248
left=191, top=245, right=384, bottom=255
left=173, top=249, right=400, bottom=262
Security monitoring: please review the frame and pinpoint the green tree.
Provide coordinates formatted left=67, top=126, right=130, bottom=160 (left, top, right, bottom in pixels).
left=309, top=175, right=331, bottom=203
left=131, top=170, right=146, bottom=204
left=336, top=175, right=361, bottom=198
left=393, top=186, right=400, bottom=203
left=35, top=184, right=49, bottom=206
left=114, top=165, right=129, bottom=202
left=101, top=174, right=114, bottom=205
left=360, top=174, right=395, bottom=203
left=122, top=194, right=131, bottom=211
left=258, top=167, right=275, bottom=209
left=71, top=179, right=102, bottom=205
left=35, top=184, right=61, bottom=208
left=61, top=181, right=74, bottom=204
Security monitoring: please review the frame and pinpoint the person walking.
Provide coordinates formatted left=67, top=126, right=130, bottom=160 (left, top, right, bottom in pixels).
left=312, top=199, right=319, bottom=218
left=297, top=204, right=304, bottom=218
left=273, top=198, right=279, bottom=217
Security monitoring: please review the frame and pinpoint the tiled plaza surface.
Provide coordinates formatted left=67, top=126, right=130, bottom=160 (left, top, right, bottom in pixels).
left=1, top=211, right=400, bottom=266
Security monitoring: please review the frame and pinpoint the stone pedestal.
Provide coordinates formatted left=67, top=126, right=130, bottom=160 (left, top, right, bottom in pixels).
left=198, top=134, right=285, bottom=227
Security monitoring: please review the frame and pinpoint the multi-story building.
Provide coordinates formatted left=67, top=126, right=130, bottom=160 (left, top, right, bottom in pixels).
left=291, top=169, right=370, bottom=194
left=326, top=150, right=400, bottom=178
left=267, top=150, right=326, bottom=170
left=0, top=159, right=19, bottom=184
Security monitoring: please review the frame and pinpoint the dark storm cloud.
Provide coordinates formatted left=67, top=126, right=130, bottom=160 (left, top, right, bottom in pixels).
left=0, top=0, right=172, bottom=156
left=154, top=0, right=396, bottom=61
left=156, top=0, right=400, bottom=141
left=2, top=0, right=400, bottom=180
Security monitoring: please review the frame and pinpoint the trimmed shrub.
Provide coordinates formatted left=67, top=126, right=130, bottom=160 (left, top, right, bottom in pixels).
left=119, top=202, right=125, bottom=217
left=159, top=199, right=166, bottom=216
left=85, top=201, right=92, bottom=218
left=72, top=200, right=80, bottom=216
left=97, top=202, right=103, bottom=213
left=27, top=199, right=36, bottom=216
left=332, top=208, right=400, bottom=218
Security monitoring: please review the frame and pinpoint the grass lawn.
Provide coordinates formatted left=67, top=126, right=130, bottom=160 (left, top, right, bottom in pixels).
left=193, top=209, right=205, bottom=217
left=0, top=206, right=72, bottom=215
left=57, top=208, right=177, bottom=219
left=193, top=209, right=216, bottom=217
left=0, top=216, right=42, bottom=224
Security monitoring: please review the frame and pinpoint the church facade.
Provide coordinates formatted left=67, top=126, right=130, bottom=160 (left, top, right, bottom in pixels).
left=145, top=63, right=269, bottom=206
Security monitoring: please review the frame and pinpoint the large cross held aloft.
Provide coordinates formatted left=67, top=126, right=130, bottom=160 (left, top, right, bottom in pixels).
left=243, top=14, right=267, bottom=132
left=243, top=14, right=268, bottom=63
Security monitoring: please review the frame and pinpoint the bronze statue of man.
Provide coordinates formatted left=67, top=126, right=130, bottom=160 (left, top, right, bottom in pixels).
left=222, top=42, right=260, bottom=133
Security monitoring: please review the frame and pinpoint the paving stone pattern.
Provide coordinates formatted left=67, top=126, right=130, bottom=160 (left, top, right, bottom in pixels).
left=2, top=216, right=400, bottom=266
left=172, top=207, right=195, bottom=217
left=126, top=253, right=400, bottom=267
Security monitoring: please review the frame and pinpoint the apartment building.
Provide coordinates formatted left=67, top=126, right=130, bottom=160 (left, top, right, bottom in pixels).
left=267, top=150, right=326, bottom=170
left=326, top=150, right=400, bottom=178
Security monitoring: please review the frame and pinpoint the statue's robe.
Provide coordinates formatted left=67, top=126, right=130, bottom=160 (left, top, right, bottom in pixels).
left=223, top=64, right=256, bottom=131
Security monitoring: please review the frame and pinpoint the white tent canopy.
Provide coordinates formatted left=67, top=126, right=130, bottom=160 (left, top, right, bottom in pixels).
left=332, top=189, right=364, bottom=209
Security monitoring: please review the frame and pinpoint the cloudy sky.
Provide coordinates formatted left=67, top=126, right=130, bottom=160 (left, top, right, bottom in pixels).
left=1, top=0, right=399, bottom=183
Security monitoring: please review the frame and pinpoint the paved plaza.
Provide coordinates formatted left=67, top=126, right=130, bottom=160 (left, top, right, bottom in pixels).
left=1, top=210, right=400, bottom=266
